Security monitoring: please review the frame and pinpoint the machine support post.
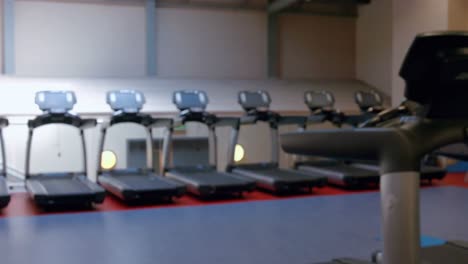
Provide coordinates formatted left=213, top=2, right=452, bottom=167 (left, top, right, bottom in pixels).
left=293, top=126, right=305, bottom=163
left=80, top=129, right=88, bottom=174
left=97, top=126, right=107, bottom=175
left=208, top=125, right=217, bottom=168
left=226, top=127, right=239, bottom=170
left=380, top=171, right=421, bottom=264
left=145, top=127, right=154, bottom=171
left=270, top=126, right=279, bottom=164
left=24, top=129, right=33, bottom=179
left=160, top=127, right=172, bottom=174
left=0, top=129, right=6, bottom=177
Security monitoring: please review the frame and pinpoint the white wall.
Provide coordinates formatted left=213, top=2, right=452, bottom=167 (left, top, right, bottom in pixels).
left=14, top=0, right=146, bottom=77
left=279, top=14, right=356, bottom=79
left=391, top=0, right=449, bottom=105
left=0, top=78, right=373, bottom=115
left=155, top=8, right=267, bottom=79
left=356, top=0, right=392, bottom=96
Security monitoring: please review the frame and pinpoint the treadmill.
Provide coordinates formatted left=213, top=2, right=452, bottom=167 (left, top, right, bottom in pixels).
left=228, top=90, right=327, bottom=194
left=25, top=91, right=105, bottom=207
left=97, top=90, right=185, bottom=202
left=0, top=117, right=10, bottom=208
left=350, top=90, right=447, bottom=183
left=296, top=90, right=380, bottom=187
left=281, top=31, right=468, bottom=264
left=163, top=90, right=255, bottom=198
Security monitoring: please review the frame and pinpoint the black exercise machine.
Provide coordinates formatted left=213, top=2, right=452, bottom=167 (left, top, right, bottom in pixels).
left=228, top=90, right=327, bottom=194
left=350, top=90, right=447, bottom=183
left=97, top=90, right=186, bottom=202
left=163, top=90, right=255, bottom=198
left=25, top=91, right=105, bottom=207
left=281, top=31, right=468, bottom=264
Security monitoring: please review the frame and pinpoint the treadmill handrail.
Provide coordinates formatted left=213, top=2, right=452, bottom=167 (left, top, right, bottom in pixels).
left=27, top=113, right=97, bottom=129
left=108, top=112, right=173, bottom=129
left=229, top=111, right=304, bottom=170
left=278, top=116, right=307, bottom=127
left=163, top=100, right=230, bottom=173
left=174, top=110, right=217, bottom=127
left=214, top=117, right=239, bottom=128
left=97, top=117, right=159, bottom=175
left=25, top=114, right=93, bottom=179
left=239, top=110, right=280, bottom=127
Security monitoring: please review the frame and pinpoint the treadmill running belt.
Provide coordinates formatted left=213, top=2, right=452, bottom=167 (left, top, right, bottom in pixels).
left=169, top=170, right=251, bottom=187
left=298, top=163, right=378, bottom=187
left=26, top=176, right=105, bottom=205
left=234, top=168, right=323, bottom=183
left=100, top=174, right=180, bottom=191
left=28, top=177, right=94, bottom=195
left=98, top=174, right=185, bottom=201
left=299, top=163, right=377, bottom=179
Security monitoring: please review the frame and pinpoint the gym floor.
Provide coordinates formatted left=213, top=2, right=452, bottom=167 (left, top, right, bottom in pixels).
left=1, top=173, right=467, bottom=264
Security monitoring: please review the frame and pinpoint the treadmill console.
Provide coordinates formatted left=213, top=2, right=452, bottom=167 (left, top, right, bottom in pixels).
left=35, top=91, right=76, bottom=114
left=238, top=90, right=279, bottom=123
left=107, top=90, right=145, bottom=114
left=173, top=90, right=208, bottom=112
left=354, top=90, right=384, bottom=113
left=400, top=31, right=468, bottom=118
left=304, top=90, right=344, bottom=125
left=173, top=90, right=215, bottom=125
left=304, top=91, right=335, bottom=112
left=238, top=90, right=271, bottom=112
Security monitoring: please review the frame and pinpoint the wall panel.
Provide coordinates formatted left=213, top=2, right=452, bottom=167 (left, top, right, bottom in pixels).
left=155, top=8, right=267, bottom=79
left=356, top=0, right=392, bottom=96
left=15, top=0, right=146, bottom=77
left=279, top=14, right=356, bottom=79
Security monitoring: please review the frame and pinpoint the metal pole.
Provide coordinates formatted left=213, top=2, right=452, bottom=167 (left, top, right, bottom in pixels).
left=380, top=171, right=421, bottom=264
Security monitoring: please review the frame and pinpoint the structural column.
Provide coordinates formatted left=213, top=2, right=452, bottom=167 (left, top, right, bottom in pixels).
left=267, top=13, right=279, bottom=78
left=2, top=0, right=14, bottom=74
left=146, top=0, right=157, bottom=76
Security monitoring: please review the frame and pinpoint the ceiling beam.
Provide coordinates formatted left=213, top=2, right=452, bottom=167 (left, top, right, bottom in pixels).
left=268, top=0, right=299, bottom=14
